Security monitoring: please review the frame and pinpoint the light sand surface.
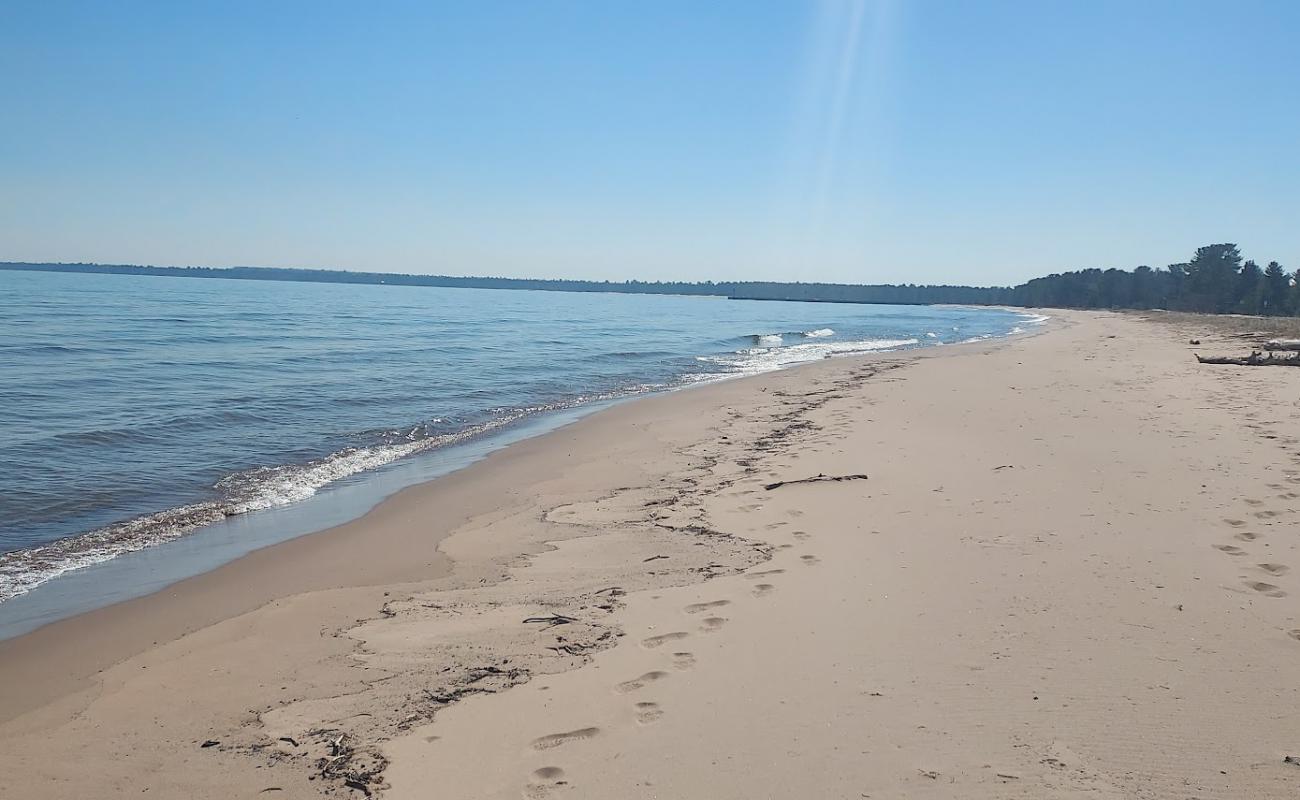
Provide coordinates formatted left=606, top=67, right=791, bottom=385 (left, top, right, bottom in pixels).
left=3, top=311, right=1300, bottom=798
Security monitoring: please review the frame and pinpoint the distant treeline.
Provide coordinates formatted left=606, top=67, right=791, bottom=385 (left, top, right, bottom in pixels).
left=1, top=244, right=1291, bottom=313
left=0, top=261, right=1012, bottom=306
left=1012, top=244, right=1295, bottom=315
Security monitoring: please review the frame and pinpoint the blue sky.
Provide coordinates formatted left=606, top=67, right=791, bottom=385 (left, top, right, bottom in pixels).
left=2, top=1, right=1297, bottom=285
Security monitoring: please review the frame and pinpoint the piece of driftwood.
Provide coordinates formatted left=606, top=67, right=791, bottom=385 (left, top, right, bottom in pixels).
left=1196, top=351, right=1300, bottom=367
left=522, top=613, right=577, bottom=628
left=764, top=473, right=868, bottom=491
left=1263, top=339, right=1300, bottom=351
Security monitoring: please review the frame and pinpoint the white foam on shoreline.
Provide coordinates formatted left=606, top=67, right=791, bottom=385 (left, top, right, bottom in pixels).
left=0, top=424, right=505, bottom=603
left=698, top=337, right=920, bottom=375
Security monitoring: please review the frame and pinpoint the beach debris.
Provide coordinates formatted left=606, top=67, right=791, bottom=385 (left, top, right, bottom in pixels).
left=523, top=613, right=578, bottom=628
left=1196, top=351, right=1300, bottom=367
left=200, top=739, right=220, bottom=748
left=278, top=736, right=300, bottom=748
left=345, top=777, right=373, bottom=796
left=546, top=643, right=589, bottom=657
left=642, top=554, right=669, bottom=562
left=764, top=473, right=868, bottom=491
left=310, top=730, right=386, bottom=797
left=993, top=465, right=1014, bottom=470
left=1284, top=755, right=1300, bottom=767
left=1188, top=339, right=1201, bottom=345
left=259, top=788, right=283, bottom=794
left=1263, top=339, right=1300, bottom=351
left=466, top=665, right=524, bottom=683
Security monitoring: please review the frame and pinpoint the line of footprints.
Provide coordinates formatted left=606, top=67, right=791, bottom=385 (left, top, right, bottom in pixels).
left=523, top=532, right=818, bottom=798
left=1210, top=478, right=1300, bottom=641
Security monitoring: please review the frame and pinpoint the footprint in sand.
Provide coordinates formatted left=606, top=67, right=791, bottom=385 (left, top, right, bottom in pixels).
left=1257, top=563, right=1290, bottom=576
left=634, top=702, right=664, bottom=725
left=671, top=652, right=696, bottom=670
left=745, top=568, right=786, bottom=580
left=523, top=766, right=569, bottom=799
left=1235, top=531, right=1260, bottom=541
left=800, top=554, right=821, bottom=566
left=1255, top=510, right=1282, bottom=519
left=699, top=616, right=728, bottom=633
left=641, top=631, right=689, bottom=649
left=1288, top=630, right=1300, bottom=641
left=787, top=510, right=805, bottom=518
left=752, top=583, right=776, bottom=597
left=791, top=530, right=811, bottom=541
left=1243, top=498, right=1265, bottom=506
left=776, top=543, right=794, bottom=550
left=1214, top=544, right=1246, bottom=555
left=1224, top=519, right=1247, bottom=527
left=530, top=728, right=600, bottom=751
left=615, top=671, right=670, bottom=694
left=684, top=600, right=731, bottom=615
left=1245, top=581, right=1287, bottom=598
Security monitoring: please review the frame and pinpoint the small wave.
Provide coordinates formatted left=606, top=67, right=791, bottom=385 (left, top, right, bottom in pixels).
left=925, top=332, right=938, bottom=338
left=802, top=328, right=834, bottom=338
left=752, top=334, right=783, bottom=346
left=1018, top=312, right=1051, bottom=326
left=698, top=337, right=919, bottom=376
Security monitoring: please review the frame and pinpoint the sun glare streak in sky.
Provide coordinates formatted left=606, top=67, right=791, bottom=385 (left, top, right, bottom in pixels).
left=783, top=0, right=899, bottom=277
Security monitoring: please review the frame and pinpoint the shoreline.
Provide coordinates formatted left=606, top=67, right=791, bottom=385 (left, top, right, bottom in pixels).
left=0, top=398, right=624, bottom=642
left=13, top=310, right=1299, bottom=798
left=0, top=314, right=1042, bottom=641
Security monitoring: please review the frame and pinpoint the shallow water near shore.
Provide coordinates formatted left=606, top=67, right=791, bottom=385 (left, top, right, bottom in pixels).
left=0, top=270, right=1035, bottom=624
left=0, top=400, right=611, bottom=640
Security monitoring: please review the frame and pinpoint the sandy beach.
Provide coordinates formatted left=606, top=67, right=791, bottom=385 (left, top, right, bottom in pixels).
left=3, top=310, right=1299, bottom=799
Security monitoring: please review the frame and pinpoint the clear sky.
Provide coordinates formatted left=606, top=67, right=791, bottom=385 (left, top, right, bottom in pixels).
left=2, top=1, right=1297, bottom=286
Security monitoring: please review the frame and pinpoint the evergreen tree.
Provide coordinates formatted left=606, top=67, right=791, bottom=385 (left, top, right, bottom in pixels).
left=1184, top=244, right=1242, bottom=313
left=1236, top=260, right=1263, bottom=314
left=1263, top=261, right=1290, bottom=316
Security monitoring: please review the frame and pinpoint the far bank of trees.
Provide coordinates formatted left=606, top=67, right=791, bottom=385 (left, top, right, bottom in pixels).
left=2, top=244, right=1292, bottom=315
left=1008, top=244, right=1296, bottom=315
left=0, top=262, right=1014, bottom=305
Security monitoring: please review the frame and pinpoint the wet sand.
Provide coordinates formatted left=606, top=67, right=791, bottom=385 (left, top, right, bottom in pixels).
left=3, top=310, right=1299, bottom=798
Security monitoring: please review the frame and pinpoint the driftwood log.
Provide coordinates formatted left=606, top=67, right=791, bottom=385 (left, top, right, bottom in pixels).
left=1195, top=351, right=1300, bottom=367
left=764, top=473, right=868, bottom=491
left=1263, top=339, right=1300, bottom=351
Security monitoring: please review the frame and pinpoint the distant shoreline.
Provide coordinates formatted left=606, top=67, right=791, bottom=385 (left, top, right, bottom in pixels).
left=0, top=260, right=1011, bottom=307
